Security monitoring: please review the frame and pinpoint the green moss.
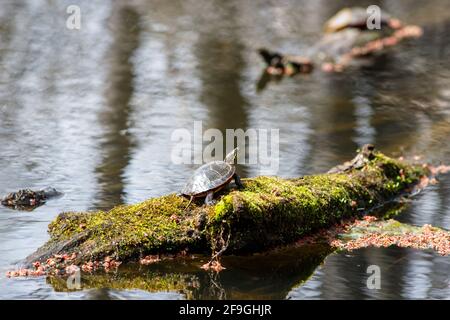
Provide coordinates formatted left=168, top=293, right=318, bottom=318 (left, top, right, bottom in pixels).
left=32, top=148, right=427, bottom=264
left=44, top=194, right=208, bottom=262
left=206, top=151, right=426, bottom=253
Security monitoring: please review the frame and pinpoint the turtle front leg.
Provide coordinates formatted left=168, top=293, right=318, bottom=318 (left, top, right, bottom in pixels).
left=204, top=191, right=215, bottom=205
left=233, top=173, right=244, bottom=189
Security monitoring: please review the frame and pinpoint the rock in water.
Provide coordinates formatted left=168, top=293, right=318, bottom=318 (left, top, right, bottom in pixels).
left=1, top=187, right=62, bottom=210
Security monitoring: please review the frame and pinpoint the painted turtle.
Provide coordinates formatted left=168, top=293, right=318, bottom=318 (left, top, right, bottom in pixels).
left=181, top=148, right=243, bottom=206
left=258, top=48, right=313, bottom=76
left=324, top=7, right=401, bottom=33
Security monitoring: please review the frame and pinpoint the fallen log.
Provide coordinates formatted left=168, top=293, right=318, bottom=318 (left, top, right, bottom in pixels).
left=25, top=145, right=427, bottom=267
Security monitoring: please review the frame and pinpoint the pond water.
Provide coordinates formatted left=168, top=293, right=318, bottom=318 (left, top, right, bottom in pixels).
left=0, top=0, right=449, bottom=299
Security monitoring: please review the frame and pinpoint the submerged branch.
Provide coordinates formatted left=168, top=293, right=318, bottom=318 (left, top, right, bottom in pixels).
left=334, top=217, right=450, bottom=255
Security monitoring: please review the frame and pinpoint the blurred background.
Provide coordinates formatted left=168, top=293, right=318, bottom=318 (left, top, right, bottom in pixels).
left=0, top=0, right=449, bottom=299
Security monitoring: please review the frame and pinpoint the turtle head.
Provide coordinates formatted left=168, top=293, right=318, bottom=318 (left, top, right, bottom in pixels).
left=224, top=147, right=239, bottom=165
left=258, top=48, right=284, bottom=68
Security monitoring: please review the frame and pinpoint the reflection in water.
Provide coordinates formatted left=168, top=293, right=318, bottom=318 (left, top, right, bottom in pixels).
left=194, top=2, right=250, bottom=176
left=46, top=244, right=332, bottom=300
left=95, top=5, right=141, bottom=210
left=0, top=0, right=449, bottom=299
left=289, top=246, right=450, bottom=299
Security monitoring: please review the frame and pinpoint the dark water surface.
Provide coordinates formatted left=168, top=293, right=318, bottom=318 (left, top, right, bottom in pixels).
left=0, top=0, right=449, bottom=299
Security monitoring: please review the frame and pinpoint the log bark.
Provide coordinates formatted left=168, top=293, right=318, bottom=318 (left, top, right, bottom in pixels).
left=25, top=145, right=427, bottom=265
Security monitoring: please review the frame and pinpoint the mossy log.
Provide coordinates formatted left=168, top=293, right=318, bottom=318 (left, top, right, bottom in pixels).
left=26, top=145, right=427, bottom=265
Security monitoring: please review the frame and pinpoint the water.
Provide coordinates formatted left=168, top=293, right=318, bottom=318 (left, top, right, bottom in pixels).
left=0, top=0, right=449, bottom=299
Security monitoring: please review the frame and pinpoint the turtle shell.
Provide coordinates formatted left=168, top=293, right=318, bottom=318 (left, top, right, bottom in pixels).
left=181, top=161, right=235, bottom=197
left=324, top=7, right=391, bottom=33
